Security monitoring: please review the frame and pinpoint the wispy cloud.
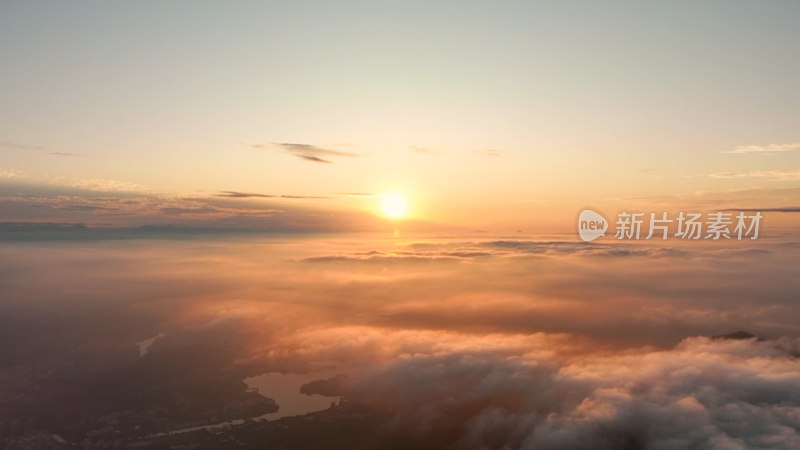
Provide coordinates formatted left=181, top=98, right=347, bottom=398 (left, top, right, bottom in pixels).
left=215, top=191, right=328, bottom=199
left=57, top=204, right=118, bottom=212
left=710, top=169, right=800, bottom=180
left=475, top=149, right=504, bottom=157
left=0, top=140, right=44, bottom=150
left=409, top=146, right=441, bottom=155
left=338, top=192, right=377, bottom=198
left=0, top=183, right=382, bottom=234
left=49, top=152, right=84, bottom=157
left=1, top=170, right=148, bottom=193
left=60, top=177, right=152, bottom=192
left=301, top=240, right=689, bottom=264
left=246, top=142, right=360, bottom=164
left=723, top=142, right=800, bottom=154
left=0, top=168, right=25, bottom=179
left=160, top=206, right=219, bottom=215
left=725, top=206, right=800, bottom=213
left=298, top=154, right=332, bottom=163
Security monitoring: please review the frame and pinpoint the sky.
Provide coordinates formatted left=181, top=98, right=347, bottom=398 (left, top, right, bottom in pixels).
left=2, top=1, right=800, bottom=231
left=3, top=3, right=800, bottom=448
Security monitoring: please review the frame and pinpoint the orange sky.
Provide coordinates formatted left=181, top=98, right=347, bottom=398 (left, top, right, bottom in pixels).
left=2, top=2, right=800, bottom=233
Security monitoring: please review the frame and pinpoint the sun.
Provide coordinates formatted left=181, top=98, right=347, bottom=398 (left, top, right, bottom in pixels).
left=380, top=193, right=408, bottom=219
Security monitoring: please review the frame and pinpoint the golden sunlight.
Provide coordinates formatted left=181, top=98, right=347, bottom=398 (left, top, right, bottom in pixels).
left=380, top=193, right=408, bottom=219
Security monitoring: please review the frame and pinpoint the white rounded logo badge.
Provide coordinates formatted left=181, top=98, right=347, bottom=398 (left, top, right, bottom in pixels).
left=578, top=209, right=608, bottom=242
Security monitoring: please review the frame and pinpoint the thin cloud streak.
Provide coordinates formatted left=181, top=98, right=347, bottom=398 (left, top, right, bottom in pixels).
left=726, top=206, right=800, bottom=213
left=409, top=146, right=441, bottom=155
left=216, top=191, right=328, bottom=199
left=245, top=142, right=360, bottom=163
left=710, top=169, right=800, bottom=180
left=723, top=142, right=800, bottom=154
left=475, top=149, right=504, bottom=157
left=299, top=155, right=332, bottom=163
left=0, top=168, right=25, bottom=179
left=0, top=140, right=44, bottom=150
left=338, top=192, right=377, bottom=198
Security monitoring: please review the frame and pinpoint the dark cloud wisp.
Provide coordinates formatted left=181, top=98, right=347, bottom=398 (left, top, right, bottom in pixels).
left=215, top=191, right=328, bottom=199
left=246, top=142, right=360, bottom=164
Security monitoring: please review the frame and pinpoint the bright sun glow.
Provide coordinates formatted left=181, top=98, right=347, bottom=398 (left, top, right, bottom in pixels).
left=381, top=193, right=408, bottom=219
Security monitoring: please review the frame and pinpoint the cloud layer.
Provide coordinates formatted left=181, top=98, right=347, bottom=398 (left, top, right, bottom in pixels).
left=1, top=236, right=799, bottom=447
left=324, top=335, right=800, bottom=449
